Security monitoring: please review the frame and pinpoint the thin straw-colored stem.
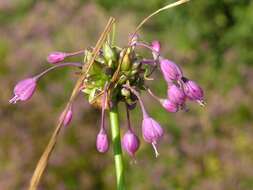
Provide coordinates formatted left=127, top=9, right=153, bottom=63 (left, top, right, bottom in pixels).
left=131, top=0, right=190, bottom=41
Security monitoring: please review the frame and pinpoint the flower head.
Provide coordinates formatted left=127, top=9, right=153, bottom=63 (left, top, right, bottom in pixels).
left=168, top=84, right=186, bottom=105
left=47, top=52, right=66, bottom=64
left=122, top=130, right=140, bottom=157
left=160, top=59, right=183, bottom=83
left=9, top=77, right=37, bottom=104
left=96, top=129, right=109, bottom=153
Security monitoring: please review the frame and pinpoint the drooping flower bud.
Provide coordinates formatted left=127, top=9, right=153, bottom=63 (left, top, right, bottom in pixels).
left=182, top=77, right=204, bottom=104
left=167, top=84, right=186, bottom=105
left=9, top=77, right=37, bottom=104
left=151, top=41, right=161, bottom=52
left=47, top=52, right=66, bottom=64
left=151, top=41, right=161, bottom=60
left=161, top=99, right=178, bottom=113
left=96, top=129, right=109, bottom=153
left=60, top=106, right=73, bottom=127
left=123, top=130, right=140, bottom=157
left=160, top=59, right=183, bottom=83
left=142, top=116, right=164, bottom=157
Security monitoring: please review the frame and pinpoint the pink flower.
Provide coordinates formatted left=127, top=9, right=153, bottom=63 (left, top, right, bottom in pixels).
left=161, top=99, right=178, bottom=113
left=47, top=52, right=66, bottom=64
left=167, top=84, right=186, bottom=105
left=9, top=77, right=37, bottom=104
left=60, top=106, right=73, bottom=127
left=142, top=116, right=164, bottom=157
left=182, top=78, right=204, bottom=102
left=151, top=41, right=161, bottom=60
left=160, top=59, right=183, bottom=83
left=122, top=130, right=140, bottom=157
left=151, top=41, right=161, bottom=52
left=96, top=129, right=109, bottom=153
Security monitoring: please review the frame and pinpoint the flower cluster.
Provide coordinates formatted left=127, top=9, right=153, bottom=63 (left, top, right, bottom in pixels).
left=9, top=35, right=204, bottom=158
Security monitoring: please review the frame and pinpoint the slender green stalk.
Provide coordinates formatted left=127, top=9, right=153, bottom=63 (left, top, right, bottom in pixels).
left=109, top=105, right=125, bottom=190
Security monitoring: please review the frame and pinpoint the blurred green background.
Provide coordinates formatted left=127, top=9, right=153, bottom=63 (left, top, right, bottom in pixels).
left=1, top=0, right=253, bottom=189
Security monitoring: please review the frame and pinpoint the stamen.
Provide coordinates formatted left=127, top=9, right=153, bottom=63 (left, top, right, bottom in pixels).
left=197, top=100, right=206, bottom=107
left=9, top=95, right=19, bottom=104
left=152, top=142, right=159, bottom=158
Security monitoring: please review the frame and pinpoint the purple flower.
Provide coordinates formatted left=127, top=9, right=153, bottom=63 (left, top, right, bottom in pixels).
left=96, top=129, right=109, bottom=153
left=151, top=41, right=161, bottom=60
left=9, top=77, right=37, bottom=104
left=182, top=78, right=204, bottom=103
left=167, top=84, right=186, bottom=105
left=122, top=130, right=140, bottom=157
left=151, top=41, right=161, bottom=52
left=160, top=59, right=183, bottom=83
left=161, top=99, right=178, bottom=113
left=142, top=116, right=164, bottom=157
left=47, top=52, right=66, bottom=64
left=60, top=106, right=73, bottom=127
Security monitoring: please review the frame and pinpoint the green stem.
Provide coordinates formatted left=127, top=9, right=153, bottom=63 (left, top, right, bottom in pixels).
left=109, top=105, right=125, bottom=190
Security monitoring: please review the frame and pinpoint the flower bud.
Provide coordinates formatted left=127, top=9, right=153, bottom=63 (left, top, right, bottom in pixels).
left=161, top=99, right=178, bottom=113
left=123, top=130, right=140, bottom=157
left=160, top=59, right=183, bottom=82
left=151, top=41, right=161, bottom=53
left=182, top=78, right=204, bottom=103
left=151, top=41, right=161, bottom=60
left=47, top=52, right=66, bottom=64
left=120, top=48, right=132, bottom=71
left=142, top=116, right=164, bottom=157
left=9, top=77, right=37, bottom=104
left=103, top=43, right=117, bottom=62
left=96, top=129, right=109, bottom=153
left=60, top=107, right=73, bottom=127
left=167, top=84, right=186, bottom=105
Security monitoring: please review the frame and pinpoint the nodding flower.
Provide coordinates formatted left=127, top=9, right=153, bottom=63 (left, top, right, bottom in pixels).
left=151, top=41, right=161, bottom=60
left=96, top=128, right=109, bottom=153
left=122, top=130, right=140, bottom=157
left=124, top=85, right=164, bottom=157
left=182, top=77, right=205, bottom=106
left=142, top=116, right=164, bottom=158
left=159, top=59, right=183, bottom=83
left=161, top=99, right=179, bottom=113
left=9, top=77, right=37, bottom=104
left=96, top=84, right=110, bottom=153
left=167, top=84, right=186, bottom=106
left=122, top=105, right=140, bottom=157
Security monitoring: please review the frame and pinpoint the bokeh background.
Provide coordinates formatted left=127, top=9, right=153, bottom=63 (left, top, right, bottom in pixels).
left=1, top=0, right=253, bottom=189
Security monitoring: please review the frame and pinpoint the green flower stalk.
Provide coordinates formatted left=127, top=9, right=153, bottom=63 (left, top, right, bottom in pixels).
left=110, top=106, right=125, bottom=190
